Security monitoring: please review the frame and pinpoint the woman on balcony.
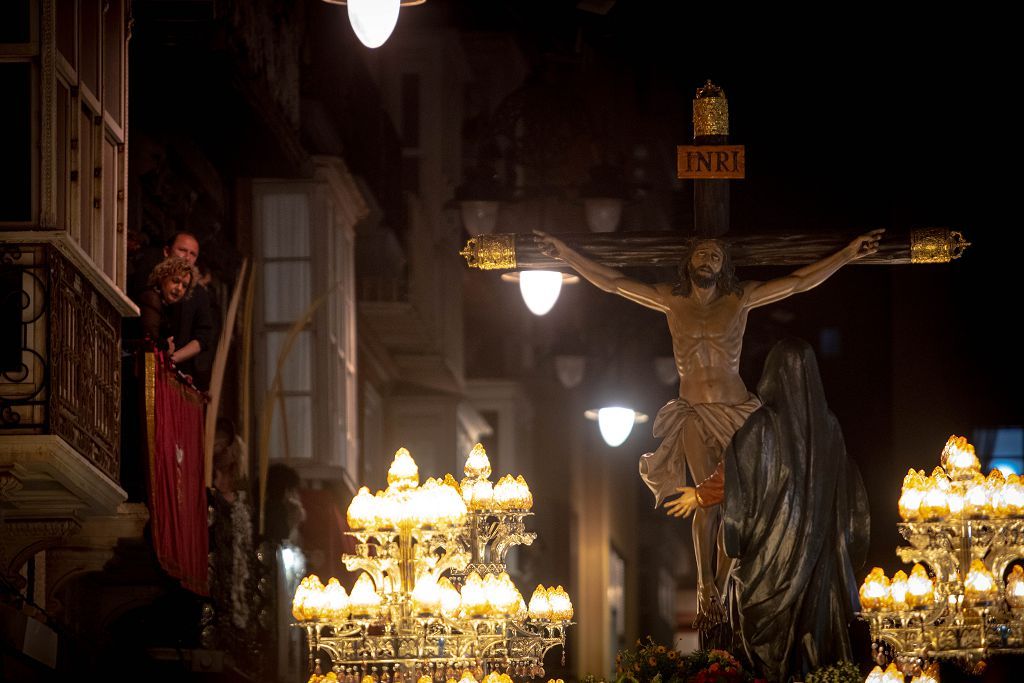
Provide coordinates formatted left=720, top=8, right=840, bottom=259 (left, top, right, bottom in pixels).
left=137, top=255, right=214, bottom=388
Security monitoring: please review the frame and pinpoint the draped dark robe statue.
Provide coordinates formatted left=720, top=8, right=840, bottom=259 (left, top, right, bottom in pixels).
left=722, top=338, right=870, bottom=682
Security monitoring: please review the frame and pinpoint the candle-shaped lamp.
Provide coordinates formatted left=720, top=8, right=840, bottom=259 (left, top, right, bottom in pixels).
left=920, top=474, right=949, bottom=520
left=347, top=486, right=377, bottom=530
left=460, top=572, right=489, bottom=617
left=898, top=469, right=926, bottom=521
left=547, top=585, right=574, bottom=621
left=906, top=563, right=935, bottom=609
left=889, top=570, right=909, bottom=611
left=964, top=559, right=997, bottom=604
left=941, top=434, right=980, bottom=479
left=1006, top=565, right=1024, bottom=609
left=1003, top=474, right=1024, bottom=516
left=411, top=574, right=441, bottom=616
left=528, top=584, right=552, bottom=620
left=323, top=577, right=350, bottom=622
left=387, top=447, right=419, bottom=492
left=881, top=664, right=904, bottom=683
left=859, top=568, right=890, bottom=611
left=349, top=573, right=382, bottom=618
left=464, top=443, right=492, bottom=479
left=438, top=577, right=462, bottom=618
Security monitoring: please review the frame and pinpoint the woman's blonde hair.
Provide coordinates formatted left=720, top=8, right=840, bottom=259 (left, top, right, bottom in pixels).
left=147, top=256, right=197, bottom=297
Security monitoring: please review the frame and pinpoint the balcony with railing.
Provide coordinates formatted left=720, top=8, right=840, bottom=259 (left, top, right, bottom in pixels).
left=0, top=242, right=128, bottom=581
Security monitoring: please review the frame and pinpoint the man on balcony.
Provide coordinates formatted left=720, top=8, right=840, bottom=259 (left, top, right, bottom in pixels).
left=160, top=232, right=215, bottom=389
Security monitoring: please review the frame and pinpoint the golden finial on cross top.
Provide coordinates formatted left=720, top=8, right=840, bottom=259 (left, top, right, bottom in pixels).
left=693, top=79, right=729, bottom=138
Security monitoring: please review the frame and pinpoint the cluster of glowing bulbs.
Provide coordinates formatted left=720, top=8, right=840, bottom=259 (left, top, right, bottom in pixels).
left=898, top=435, right=1024, bottom=521
left=865, top=663, right=938, bottom=683
left=308, top=672, right=565, bottom=683
left=861, top=434, right=1024, bottom=614
left=345, top=446, right=534, bottom=531
left=294, top=571, right=574, bottom=624
left=294, top=444, right=570, bottom=625
left=859, top=564, right=938, bottom=612
left=863, top=563, right=1024, bottom=614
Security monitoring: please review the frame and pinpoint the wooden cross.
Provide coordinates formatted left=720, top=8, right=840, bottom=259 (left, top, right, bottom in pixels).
left=460, top=81, right=970, bottom=271
left=681, top=80, right=741, bottom=237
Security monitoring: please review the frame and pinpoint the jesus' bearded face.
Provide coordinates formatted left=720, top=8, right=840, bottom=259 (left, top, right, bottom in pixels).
left=688, top=242, right=725, bottom=289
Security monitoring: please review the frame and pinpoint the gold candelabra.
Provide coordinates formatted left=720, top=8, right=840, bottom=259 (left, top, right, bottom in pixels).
left=292, top=445, right=573, bottom=683
left=858, top=436, right=1024, bottom=678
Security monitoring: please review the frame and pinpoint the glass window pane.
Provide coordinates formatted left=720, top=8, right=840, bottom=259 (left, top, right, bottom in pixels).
left=262, top=261, right=311, bottom=324
left=56, top=82, right=70, bottom=229
left=261, top=193, right=310, bottom=258
left=81, top=0, right=100, bottom=96
left=344, top=233, right=356, bottom=363
left=265, top=330, right=312, bottom=394
left=103, top=137, right=117, bottom=276
left=104, top=0, right=123, bottom=123
left=56, top=0, right=75, bottom=66
left=79, top=105, right=95, bottom=252
left=0, top=1, right=31, bottom=44
left=0, top=63, right=32, bottom=221
left=270, top=396, right=313, bottom=460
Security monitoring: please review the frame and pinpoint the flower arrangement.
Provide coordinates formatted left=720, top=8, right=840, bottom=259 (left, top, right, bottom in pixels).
left=612, top=638, right=754, bottom=683
left=676, top=649, right=753, bottom=683
left=804, top=660, right=861, bottom=683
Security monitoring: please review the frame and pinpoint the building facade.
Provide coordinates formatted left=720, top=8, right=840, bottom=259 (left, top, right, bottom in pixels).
left=2, top=3, right=670, bottom=680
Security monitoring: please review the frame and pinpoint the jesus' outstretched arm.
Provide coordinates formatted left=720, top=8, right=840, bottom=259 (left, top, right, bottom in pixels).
left=534, top=230, right=669, bottom=313
left=744, top=228, right=885, bottom=308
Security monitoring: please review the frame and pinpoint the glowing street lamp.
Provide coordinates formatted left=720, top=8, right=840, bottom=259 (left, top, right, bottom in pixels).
left=519, top=270, right=562, bottom=316
left=585, top=406, right=649, bottom=447
left=500, top=271, right=578, bottom=317
left=348, top=0, right=400, bottom=47
left=323, top=0, right=426, bottom=50
left=460, top=200, right=500, bottom=236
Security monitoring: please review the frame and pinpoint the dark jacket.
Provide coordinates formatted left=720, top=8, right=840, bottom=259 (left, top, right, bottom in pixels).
left=138, top=286, right=215, bottom=389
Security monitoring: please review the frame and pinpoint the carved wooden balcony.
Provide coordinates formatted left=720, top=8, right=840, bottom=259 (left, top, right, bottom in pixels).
left=1, top=243, right=127, bottom=579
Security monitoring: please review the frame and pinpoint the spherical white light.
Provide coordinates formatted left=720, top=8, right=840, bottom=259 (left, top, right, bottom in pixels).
left=554, top=355, right=586, bottom=389
left=653, top=356, right=678, bottom=386
left=583, top=197, right=623, bottom=233
left=348, top=0, right=401, bottom=49
left=519, top=270, right=563, bottom=316
left=460, top=200, right=499, bottom=236
left=597, top=407, right=636, bottom=447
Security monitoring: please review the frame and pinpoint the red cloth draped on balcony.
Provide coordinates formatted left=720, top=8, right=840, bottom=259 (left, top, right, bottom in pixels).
left=145, top=351, right=209, bottom=595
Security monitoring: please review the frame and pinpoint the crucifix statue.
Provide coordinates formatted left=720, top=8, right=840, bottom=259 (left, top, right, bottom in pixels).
left=533, top=223, right=880, bottom=630
left=460, top=82, right=967, bottom=679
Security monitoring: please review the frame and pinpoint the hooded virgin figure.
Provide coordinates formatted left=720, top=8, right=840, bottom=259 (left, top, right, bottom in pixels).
left=721, top=337, right=869, bottom=681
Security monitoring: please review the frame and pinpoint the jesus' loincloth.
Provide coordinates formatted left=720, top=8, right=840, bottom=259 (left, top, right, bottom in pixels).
left=639, top=394, right=761, bottom=508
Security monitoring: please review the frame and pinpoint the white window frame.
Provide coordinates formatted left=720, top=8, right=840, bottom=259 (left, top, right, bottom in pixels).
left=253, top=162, right=360, bottom=482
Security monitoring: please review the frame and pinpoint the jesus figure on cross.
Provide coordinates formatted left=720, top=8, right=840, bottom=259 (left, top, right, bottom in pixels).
left=535, top=227, right=883, bottom=637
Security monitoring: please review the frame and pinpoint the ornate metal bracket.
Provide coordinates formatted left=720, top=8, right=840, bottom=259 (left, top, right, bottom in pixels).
left=459, top=235, right=517, bottom=270
left=911, top=228, right=971, bottom=264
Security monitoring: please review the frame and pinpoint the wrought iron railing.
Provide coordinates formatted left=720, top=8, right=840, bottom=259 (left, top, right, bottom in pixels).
left=0, top=244, right=121, bottom=481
